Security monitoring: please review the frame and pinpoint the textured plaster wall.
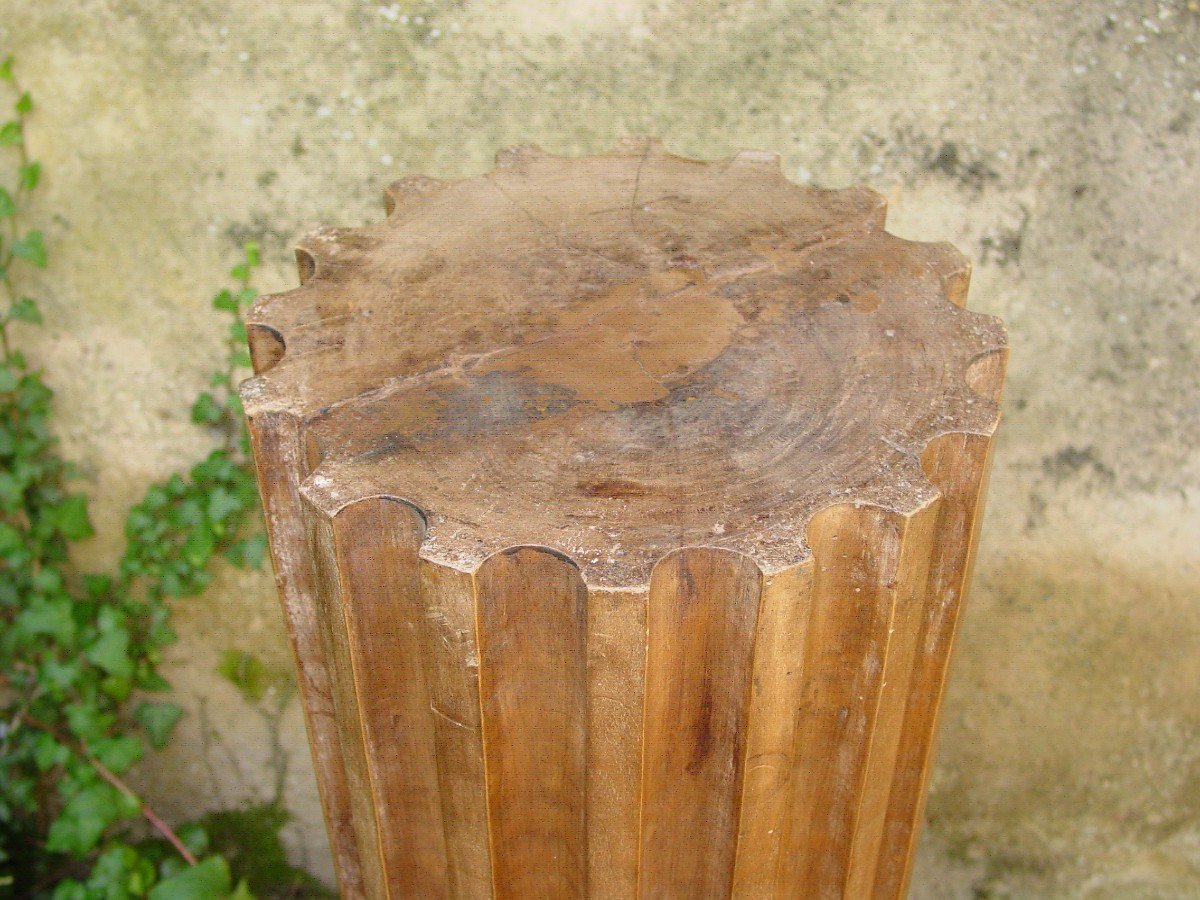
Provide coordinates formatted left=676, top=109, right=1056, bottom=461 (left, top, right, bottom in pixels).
left=1, top=0, right=1198, bottom=895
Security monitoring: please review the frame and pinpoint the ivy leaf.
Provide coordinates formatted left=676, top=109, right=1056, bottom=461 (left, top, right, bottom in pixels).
left=243, top=242, right=260, bottom=268
left=229, top=263, right=250, bottom=283
left=178, top=822, right=211, bottom=857
left=82, top=574, right=112, bottom=598
left=159, top=569, right=183, bottom=597
left=32, top=732, right=70, bottom=772
left=66, top=703, right=115, bottom=743
left=0, top=55, right=12, bottom=81
left=0, top=521, right=22, bottom=554
left=218, top=649, right=266, bottom=702
left=211, top=288, right=237, bottom=313
left=86, top=627, right=134, bottom=679
left=16, top=596, right=76, bottom=645
left=191, top=391, right=223, bottom=424
left=88, top=736, right=143, bottom=774
left=0, top=367, right=17, bottom=392
left=207, top=486, right=242, bottom=523
left=19, top=161, right=40, bottom=190
left=134, top=701, right=182, bottom=749
left=40, top=657, right=83, bottom=694
left=166, top=473, right=188, bottom=497
left=175, top=497, right=204, bottom=526
left=15, top=92, right=32, bottom=115
left=125, top=508, right=155, bottom=540
left=183, top=523, right=215, bottom=567
left=84, top=845, right=156, bottom=896
left=226, top=531, right=268, bottom=569
left=54, top=493, right=93, bottom=540
left=45, top=782, right=122, bottom=857
left=33, top=566, right=63, bottom=592
left=136, top=669, right=172, bottom=692
left=3, top=770, right=37, bottom=815
left=193, top=450, right=234, bottom=483
left=0, top=120, right=20, bottom=145
left=0, top=471, right=22, bottom=509
left=17, top=373, right=51, bottom=411
left=11, top=230, right=46, bottom=267
left=0, top=186, right=14, bottom=217
left=96, top=604, right=126, bottom=633
left=0, top=577, right=18, bottom=607
left=101, top=674, right=133, bottom=701
left=148, top=617, right=178, bottom=646
left=9, top=297, right=42, bottom=323
left=147, top=856, right=232, bottom=900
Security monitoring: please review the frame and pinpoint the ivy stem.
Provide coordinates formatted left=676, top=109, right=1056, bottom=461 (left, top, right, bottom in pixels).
left=1, top=68, right=33, bottom=357
left=220, top=269, right=253, bottom=459
left=2, top=70, right=32, bottom=296
left=19, top=714, right=199, bottom=867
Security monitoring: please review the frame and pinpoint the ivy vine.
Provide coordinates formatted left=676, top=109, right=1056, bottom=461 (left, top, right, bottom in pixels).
left=0, top=55, right=270, bottom=898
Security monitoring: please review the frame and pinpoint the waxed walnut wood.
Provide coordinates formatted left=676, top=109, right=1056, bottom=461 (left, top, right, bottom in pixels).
left=242, top=140, right=1007, bottom=899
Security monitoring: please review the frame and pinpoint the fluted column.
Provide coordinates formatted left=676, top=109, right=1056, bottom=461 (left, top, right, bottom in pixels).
left=243, top=140, right=1007, bottom=899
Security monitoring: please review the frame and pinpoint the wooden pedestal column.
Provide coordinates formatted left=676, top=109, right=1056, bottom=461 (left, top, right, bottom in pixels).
left=242, top=140, right=1007, bottom=900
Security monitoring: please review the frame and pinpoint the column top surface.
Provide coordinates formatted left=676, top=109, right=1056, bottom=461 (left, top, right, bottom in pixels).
left=242, top=140, right=1007, bottom=588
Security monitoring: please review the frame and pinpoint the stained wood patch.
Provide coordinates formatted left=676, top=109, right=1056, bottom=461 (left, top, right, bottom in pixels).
left=638, top=548, right=763, bottom=898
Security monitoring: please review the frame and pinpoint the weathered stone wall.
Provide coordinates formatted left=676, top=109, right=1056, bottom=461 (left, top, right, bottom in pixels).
left=2, top=1, right=1197, bottom=894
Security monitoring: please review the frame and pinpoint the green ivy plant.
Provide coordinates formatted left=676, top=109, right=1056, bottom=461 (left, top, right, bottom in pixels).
left=0, top=56, right=269, bottom=898
left=205, top=651, right=336, bottom=899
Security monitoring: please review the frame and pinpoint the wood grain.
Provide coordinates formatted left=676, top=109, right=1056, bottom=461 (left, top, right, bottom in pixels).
left=241, top=143, right=1008, bottom=898
left=873, top=431, right=1003, bottom=897
left=419, top=562, right=492, bottom=899
left=731, top=562, right=815, bottom=898
left=638, top=549, right=763, bottom=898
left=244, top=410, right=365, bottom=899
left=773, top=504, right=913, bottom=896
left=306, top=499, right=388, bottom=900
left=328, top=497, right=450, bottom=898
left=585, top=587, right=646, bottom=899
left=843, top=502, right=940, bottom=898
left=475, top=548, right=589, bottom=899
left=249, top=143, right=1005, bottom=590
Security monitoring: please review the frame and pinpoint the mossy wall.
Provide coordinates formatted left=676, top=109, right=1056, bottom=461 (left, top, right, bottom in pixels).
left=2, top=1, right=1198, bottom=894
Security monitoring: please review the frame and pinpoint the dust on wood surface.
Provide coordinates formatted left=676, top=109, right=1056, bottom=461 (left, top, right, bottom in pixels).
left=243, top=138, right=1006, bottom=589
